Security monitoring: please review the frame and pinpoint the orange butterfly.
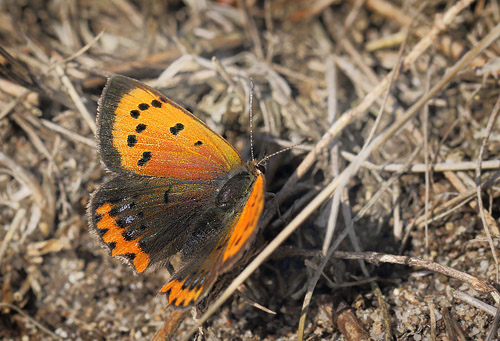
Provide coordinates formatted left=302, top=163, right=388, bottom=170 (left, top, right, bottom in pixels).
left=88, top=76, right=265, bottom=308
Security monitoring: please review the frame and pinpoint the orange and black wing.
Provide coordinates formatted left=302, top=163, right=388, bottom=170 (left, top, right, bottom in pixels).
left=97, top=75, right=243, bottom=180
left=88, top=175, right=216, bottom=273
left=159, top=244, right=223, bottom=308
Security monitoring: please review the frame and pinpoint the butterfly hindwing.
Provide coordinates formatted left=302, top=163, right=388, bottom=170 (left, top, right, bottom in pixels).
left=98, top=75, right=243, bottom=179
left=89, top=175, right=217, bottom=272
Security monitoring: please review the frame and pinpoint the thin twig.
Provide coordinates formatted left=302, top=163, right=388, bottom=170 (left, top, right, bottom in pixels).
left=453, top=290, right=497, bottom=316
left=486, top=305, right=500, bottom=341
left=327, top=251, right=497, bottom=297
left=0, top=303, right=62, bottom=340
left=423, top=53, right=433, bottom=252
left=322, top=54, right=340, bottom=255
left=40, top=119, right=95, bottom=147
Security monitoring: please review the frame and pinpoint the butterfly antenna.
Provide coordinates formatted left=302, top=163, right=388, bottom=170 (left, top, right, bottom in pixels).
left=256, top=138, right=311, bottom=167
left=249, top=78, right=255, bottom=162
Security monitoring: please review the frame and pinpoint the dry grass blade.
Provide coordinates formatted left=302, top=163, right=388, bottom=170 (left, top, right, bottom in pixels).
left=236, top=291, right=277, bottom=315
left=486, top=307, right=500, bottom=341
left=54, top=65, right=96, bottom=133
left=152, top=310, right=190, bottom=341
left=0, top=89, right=31, bottom=121
left=341, top=152, right=500, bottom=173
left=322, top=54, right=339, bottom=256
left=40, top=119, right=95, bottom=147
left=442, top=307, right=468, bottom=341
left=0, top=208, right=25, bottom=267
left=422, top=54, right=433, bottom=251
left=428, top=299, right=437, bottom=340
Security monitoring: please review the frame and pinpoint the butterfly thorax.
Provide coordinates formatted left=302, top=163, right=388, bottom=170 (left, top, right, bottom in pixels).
left=216, top=171, right=252, bottom=209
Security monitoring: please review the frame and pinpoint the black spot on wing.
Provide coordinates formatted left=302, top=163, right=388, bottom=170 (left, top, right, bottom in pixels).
left=108, top=242, right=116, bottom=250
left=130, top=110, right=140, bottom=119
left=127, top=135, right=137, bottom=147
left=109, top=206, right=120, bottom=217
left=170, top=123, right=184, bottom=135
left=116, top=218, right=128, bottom=229
left=194, top=141, right=202, bottom=146
left=96, top=227, right=108, bottom=238
left=137, top=152, right=152, bottom=166
left=136, top=124, right=146, bottom=133
left=163, top=288, right=171, bottom=301
left=94, top=213, right=103, bottom=223
left=151, top=99, right=162, bottom=108
left=138, top=103, right=149, bottom=111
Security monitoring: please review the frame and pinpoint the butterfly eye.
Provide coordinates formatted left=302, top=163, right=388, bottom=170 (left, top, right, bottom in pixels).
left=256, top=164, right=266, bottom=174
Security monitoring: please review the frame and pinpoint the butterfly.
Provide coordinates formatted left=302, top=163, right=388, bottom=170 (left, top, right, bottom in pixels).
left=88, top=75, right=265, bottom=308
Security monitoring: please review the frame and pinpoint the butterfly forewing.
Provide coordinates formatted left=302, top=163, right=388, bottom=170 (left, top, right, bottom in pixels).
left=98, top=76, right=243, bottom=179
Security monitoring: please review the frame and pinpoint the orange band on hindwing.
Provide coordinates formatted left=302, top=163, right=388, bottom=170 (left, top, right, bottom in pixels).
left=94, top=203, right=150, bottom=273
left=160, top=272, right=207, bottom=308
